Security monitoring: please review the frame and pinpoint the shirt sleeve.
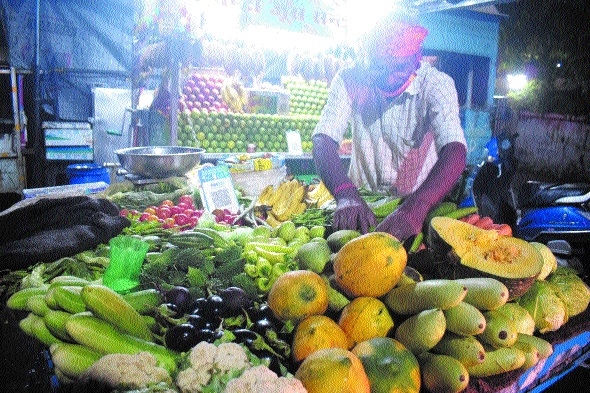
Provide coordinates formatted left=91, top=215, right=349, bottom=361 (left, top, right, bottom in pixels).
left=424, top=70, right=467, bottom=151
left=312, top=72, right=352, bottom=143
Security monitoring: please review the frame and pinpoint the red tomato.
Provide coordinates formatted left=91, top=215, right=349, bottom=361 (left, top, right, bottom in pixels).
left=170, top=205, right=184, bottom=215
left=189, top=216, right=198, bottom=227
left=178, top=194, right=194, bottom=207
left=119, top=208, right=129, bottom=217
left=173, top=213, right=189, bottom=226
left=139, top=212, right=158, bottom=222
left=157, top=206, right=172, bottom=220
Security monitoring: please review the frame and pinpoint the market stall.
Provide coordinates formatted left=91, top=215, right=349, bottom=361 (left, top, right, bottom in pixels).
left=1, top=1, right=590, bottom=392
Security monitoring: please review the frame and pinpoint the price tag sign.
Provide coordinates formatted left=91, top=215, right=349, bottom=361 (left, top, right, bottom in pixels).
left=253, top=157, right=273, bottom=171
left=286, top=130, right=303, bottom=155
left=198, top=164, right=240, bottom=213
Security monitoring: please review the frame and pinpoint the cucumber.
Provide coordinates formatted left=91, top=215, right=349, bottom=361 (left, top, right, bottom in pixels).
left=81, top=284, right=153, bottom=341
left=65, top=312, right=178, bottom=374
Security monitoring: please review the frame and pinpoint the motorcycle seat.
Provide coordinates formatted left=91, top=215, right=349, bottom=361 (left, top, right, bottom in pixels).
left=519, top=181, right=590, bottom=207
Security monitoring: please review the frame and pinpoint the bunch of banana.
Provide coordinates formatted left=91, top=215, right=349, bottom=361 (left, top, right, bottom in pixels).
left=306, top=181, right=334, bottom=207
left=221, top=78, right=248, bottom=113
left=256, top=179, right=308, bottom=227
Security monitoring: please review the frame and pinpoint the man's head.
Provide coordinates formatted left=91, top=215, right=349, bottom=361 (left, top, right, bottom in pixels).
left=360, top=9, right=428, bottom=95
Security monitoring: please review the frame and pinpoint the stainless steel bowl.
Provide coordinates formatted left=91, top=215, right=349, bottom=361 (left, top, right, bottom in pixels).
left=115, top=146, right=205, bottom=178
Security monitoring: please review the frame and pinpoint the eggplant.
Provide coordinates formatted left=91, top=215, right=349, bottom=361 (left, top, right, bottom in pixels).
left=165, top=286, right=193, bottom=314
left=218, top=286, right=253, bottom=317
left=164, top=323, right=200, bottom=352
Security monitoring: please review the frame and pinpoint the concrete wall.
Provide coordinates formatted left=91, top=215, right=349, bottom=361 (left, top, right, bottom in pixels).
left=510, top=113, right=590, bottom=183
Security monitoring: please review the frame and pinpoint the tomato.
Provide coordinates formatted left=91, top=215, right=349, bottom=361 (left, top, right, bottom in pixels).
left=173, top=213, right=190, bottom=226
left=144, top=206, right=157, bottom=216
left=162, top=217, right=176, bottom=229
left=157, top=206, right=172, bottom=220
left=160, top=199, right=175, bottom=208
left=170, top=205, right=184, bottom=215
left=139, top=212, right=158, bottom=222
left=178, top=194, right=195, bottom=207
left=176, top=202, right=190, bottom=211
left=119, top=208, right=129, bottom=217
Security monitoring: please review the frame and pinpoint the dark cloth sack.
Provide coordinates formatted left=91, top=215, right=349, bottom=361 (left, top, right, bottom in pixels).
left=0, top=196, right=130, bottom=270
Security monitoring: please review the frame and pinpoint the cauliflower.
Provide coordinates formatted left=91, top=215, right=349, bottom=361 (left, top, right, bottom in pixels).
left=175, top=342, right=251, bottom=393
left=223, top=365, right=307, bottom=393
left=80, top=351, right=173, bottom=390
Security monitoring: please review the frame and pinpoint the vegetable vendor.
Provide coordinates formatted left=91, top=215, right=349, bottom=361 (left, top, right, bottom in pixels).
left=312, top=8, right=467, bottom=242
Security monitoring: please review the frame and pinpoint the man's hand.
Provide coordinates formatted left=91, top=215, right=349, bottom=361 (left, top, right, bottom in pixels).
left=333, top=188, right=377, bottom=234
left=375, top=203, right=424, bottom=242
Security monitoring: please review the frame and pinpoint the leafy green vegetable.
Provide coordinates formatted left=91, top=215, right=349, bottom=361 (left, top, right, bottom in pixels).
left=518, top=280, right=568, bottom=333
left=547, top=267, right=590, bottom=317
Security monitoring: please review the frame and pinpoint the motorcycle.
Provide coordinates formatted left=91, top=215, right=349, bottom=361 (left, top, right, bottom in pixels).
left=470, top=132, right=590, bottom=275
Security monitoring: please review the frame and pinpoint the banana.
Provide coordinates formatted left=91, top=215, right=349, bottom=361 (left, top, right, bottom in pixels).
left=274, top=183, right=306, bottom=221
left=257, top=184, right=275, bottom=206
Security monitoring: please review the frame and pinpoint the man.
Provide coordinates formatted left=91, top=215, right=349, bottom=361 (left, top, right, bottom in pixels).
left=312, top=9, right=467, bottom=242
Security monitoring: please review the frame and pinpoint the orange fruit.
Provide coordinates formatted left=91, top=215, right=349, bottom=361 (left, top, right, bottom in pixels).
left=295, top=347, right=371, bottom=393
left=332, top=232, right=407, bottom=297
left=292, top=315, right=351, bottom=362
left=338, top=297, right=394, bottom=347
left=267, top=270, right=328, bottom=322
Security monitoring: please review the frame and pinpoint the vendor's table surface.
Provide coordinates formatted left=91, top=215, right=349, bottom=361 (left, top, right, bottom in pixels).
left=1, top=302, right=589, bottom=392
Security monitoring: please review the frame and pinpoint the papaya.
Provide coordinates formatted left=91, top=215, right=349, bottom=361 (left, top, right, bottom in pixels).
left=332, top=232, right=407, bottom=298
left=292, top=315, right=351, bottom=362
left=512, top=341, right=540, bottom=370
left=352, top=337, right=421, bottom=393
left=429, top=216, right=544, bottom=300
left=267, top=270, right=328, bottom=322
left=515, top=333, right=553, bottom=359
left=338, top=297, right=394, bottom=347
left=295, top=347, right=371, bottom=393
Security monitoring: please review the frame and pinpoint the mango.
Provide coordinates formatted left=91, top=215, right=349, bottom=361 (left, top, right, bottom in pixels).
left=478, top=310, right=518, bottom=348
left=443, top=301, right=487, bottom=336
left=419, top=352, right=469, bottom=393
left=455, top=277, right=510, bottom=310
left=296, top=240, right=332, bottom=273
left=468, top=345, right=526, bottom=377
left=394, top=308, right=446, bottom=355
left=326, top=229, right=361, bottom=253
left=431, top=332, right=486, bottom=367
left=383, top=279, right=467, bottom=315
